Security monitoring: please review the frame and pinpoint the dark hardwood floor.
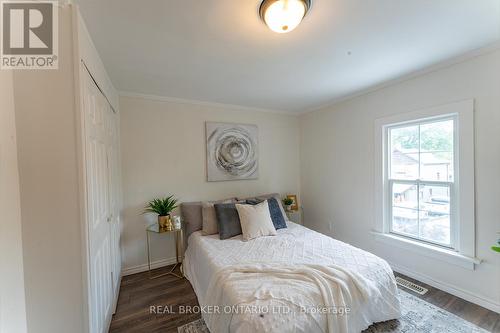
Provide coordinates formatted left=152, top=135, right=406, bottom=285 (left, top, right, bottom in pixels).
left=109, top=265, right=500, bottom=333
left=109, top=265, right=201, bottom=333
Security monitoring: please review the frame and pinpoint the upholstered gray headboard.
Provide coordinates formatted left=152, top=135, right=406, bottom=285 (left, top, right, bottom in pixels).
left=180, top=201, right=203, bottom=238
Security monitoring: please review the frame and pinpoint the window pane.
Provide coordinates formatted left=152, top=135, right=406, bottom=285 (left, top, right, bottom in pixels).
left=419, top=215, right=451, bottom=245
left=392, top=183, right=418, bottom=210
left=392, top=207, right=419, bottom=238
left=392, top=183, right=418, bottom=237
left=420, top=120, right=454, bottom=152
left=419, top=184, right=451, bottom=245
left=420, top=152, right=453, bottom=181
left=390, top=125, right=419, bottom=180
left=387, top=117, right=456, bottom=247
left=420, top=120, right=454, bottom=181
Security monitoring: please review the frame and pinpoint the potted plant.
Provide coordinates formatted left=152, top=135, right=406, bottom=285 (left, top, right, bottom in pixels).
left=492, top=232, right=500, bottom=253
left=283, top=197, right=294, bottom=212
left=143, top=195, right=179, bottom=230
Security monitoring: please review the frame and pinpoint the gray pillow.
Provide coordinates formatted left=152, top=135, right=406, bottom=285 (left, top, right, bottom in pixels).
left=202, top=199, right=234, bottom=235
left=181, top=198, right=237, bottom=237
left=214, top=203, right=243, bottom=240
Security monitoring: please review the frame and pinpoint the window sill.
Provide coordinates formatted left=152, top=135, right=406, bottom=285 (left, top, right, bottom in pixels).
left=371, top=231, right=481, bottom=270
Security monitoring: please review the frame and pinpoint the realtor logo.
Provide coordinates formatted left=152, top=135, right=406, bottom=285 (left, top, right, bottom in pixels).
left=1, top=1, right=58, bottom=69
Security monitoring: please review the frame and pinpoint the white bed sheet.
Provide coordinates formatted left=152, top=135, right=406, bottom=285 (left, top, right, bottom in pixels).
left=184, top=222, right=400, bottom=332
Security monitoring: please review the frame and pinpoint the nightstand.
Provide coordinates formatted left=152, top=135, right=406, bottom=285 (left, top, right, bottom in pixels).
left=146, top=224, right=184, bottom=279
left=286, top=207, right=302, bottom=225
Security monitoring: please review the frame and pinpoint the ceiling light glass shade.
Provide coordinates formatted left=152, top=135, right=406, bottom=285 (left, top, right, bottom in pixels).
left=259, top=0, right=311, bottom=34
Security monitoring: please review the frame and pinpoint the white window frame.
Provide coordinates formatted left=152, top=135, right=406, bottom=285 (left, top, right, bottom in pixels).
left=373, top=100, right=479, bottom=270
left=386, top=115, right=457, bottom=249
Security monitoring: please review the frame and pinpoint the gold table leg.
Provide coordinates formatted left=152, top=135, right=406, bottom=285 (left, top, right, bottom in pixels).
left=147, top=229, right=184, bottom=280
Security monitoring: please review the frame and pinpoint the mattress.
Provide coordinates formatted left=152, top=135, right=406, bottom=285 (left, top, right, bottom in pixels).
left=184, top=222, right=400, bottom=332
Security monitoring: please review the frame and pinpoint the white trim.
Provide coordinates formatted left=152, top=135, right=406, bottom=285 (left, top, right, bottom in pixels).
left=456, top=101, right=475, bottom=256
left=374, top=100, right=476, bottom=268
left=300, top=41, right=500, bottom=115
left=119, top=91, right=296, bottom=116
left=372, top=231, right=481, bottom=270
left=389, top=261, right=500, bottom=313
left=70, top=5, right=90, bottom=333
left=122, top=257, right=179, bottom=276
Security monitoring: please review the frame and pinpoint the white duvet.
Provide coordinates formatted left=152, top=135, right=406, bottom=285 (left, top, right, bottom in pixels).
left=184, top=222, right=401, bottom=333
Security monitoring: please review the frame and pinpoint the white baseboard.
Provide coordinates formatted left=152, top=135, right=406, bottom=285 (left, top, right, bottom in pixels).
left=112, top=275, right=121, bottom=314
left=390, top=261, right=500, bottom=313
left=122, top=257, right=178, bottom=276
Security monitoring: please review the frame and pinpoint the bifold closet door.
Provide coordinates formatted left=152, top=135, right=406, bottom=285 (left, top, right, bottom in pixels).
left=106, top=108, right=122, bottom=297
left=82, top=67, right=113, bottom=333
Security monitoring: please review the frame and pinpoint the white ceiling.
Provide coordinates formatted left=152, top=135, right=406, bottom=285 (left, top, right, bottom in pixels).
left=76, top=0, right=500, bottom=113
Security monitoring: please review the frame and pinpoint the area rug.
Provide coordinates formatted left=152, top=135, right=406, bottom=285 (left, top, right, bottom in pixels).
left=178, top=289, right=488, bottom=333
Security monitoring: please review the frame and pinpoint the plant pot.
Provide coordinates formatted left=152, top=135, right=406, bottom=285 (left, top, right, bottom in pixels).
left=158, top=215, right=173, bottom=231
left=285, top=205, right=292, bottom=212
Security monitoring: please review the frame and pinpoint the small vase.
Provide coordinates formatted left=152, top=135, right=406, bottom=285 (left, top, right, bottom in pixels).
left=158, top=215, right=173, bottom=231
left=172, top=215, right=181, bottom=230
left=285, top=205, right=292, bottom=212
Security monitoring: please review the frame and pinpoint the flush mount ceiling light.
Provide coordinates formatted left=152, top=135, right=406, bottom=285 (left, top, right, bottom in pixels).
left=259, top=0, right=311, bottom=34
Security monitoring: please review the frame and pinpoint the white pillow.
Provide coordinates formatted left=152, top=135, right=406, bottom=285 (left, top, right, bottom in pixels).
left=235, top=200, right=277, bottom=241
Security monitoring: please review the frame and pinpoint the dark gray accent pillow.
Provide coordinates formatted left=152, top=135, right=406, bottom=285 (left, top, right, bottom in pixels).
left=246, top=197, right=287, bottom=230
left=241, top=193, right=288, bottom=222
left=214, top=203, right=242, bottom=240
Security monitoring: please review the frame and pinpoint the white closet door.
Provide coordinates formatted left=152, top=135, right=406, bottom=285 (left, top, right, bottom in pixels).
left=106, top=109, right=122, bottom=297
left=82, top=67, right=113, bottom=333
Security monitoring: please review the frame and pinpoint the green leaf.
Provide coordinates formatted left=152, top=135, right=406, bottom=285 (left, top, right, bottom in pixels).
left=142, top=195, right=180, bottom=216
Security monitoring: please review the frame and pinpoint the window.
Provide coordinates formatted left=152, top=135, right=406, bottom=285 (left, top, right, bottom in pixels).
left=373, top=100, right=477, bottom=269
left=388, top=117, right=455, bottom=247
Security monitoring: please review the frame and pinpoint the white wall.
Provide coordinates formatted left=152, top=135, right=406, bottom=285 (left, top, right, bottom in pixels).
left=12, top=6, right=86, bottom=333
left=120, top=95, right=300, bottom=273
left=300, top=48, right=500, bottom=311
left=0, top=71, right=27, bottom=333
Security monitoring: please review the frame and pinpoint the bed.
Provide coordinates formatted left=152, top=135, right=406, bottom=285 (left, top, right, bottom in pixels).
left=183, top=220, right=401, bottom=333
